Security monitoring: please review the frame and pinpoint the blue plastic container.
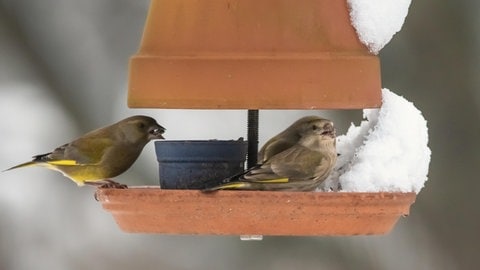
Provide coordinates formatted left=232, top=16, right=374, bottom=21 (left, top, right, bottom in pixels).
left=155, top=140, right=248, bottom=189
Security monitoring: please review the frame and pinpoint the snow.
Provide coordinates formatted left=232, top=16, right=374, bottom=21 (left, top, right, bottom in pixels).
left=348, top=0, right=412, bottom=54
left=323, top=89, right=431, bottom=193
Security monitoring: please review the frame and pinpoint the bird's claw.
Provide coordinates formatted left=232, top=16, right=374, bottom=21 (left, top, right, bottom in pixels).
left=92, top=180, right=127, bottom=201
left=85, top=179, right=128, bottom=190
left=98, top=182, right=128, bottom=189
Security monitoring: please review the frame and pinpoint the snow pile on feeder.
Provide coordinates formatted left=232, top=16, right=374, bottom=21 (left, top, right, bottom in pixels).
left=348, top=0, right=412, bottom=54
left=324, top=89, right=431, bottom=193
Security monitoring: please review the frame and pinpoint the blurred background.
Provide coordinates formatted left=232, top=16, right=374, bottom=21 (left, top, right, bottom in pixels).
left=0, top=0, right=477, bottom=269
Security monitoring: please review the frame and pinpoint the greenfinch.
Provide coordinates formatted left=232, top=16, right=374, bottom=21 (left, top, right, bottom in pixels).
left=205, top=116, right=337, bottom=191
left=5, top=115, right=165, bottom=188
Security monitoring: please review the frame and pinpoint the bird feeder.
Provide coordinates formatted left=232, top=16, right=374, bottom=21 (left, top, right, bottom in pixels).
left=96, top=0, right=416, bottom=236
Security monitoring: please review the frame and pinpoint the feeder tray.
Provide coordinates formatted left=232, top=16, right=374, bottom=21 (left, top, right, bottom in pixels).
left=96, top=188, right=416, bottom=236
left=95, top=0, right=418, bottom=237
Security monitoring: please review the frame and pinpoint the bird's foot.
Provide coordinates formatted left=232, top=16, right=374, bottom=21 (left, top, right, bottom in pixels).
left=85, top=179, right=128, bottom=189
left=99, top=179, right=128, bottom=189
left=87, top=180, right=128, bottom=202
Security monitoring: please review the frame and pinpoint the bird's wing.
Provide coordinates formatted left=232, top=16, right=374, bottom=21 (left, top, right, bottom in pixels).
left=266, top=145, right=325, bottom=181
left=258, top=139, right=296, bottom=162
left=220, top=164, right=287, bottom=184
left=40, top=136, right=114, bottom=166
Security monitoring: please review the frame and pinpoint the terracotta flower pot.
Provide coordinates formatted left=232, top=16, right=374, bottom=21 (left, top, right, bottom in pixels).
left=128, top=0, right=381, bottom=109
left=96, top=188, right=416, bottom=236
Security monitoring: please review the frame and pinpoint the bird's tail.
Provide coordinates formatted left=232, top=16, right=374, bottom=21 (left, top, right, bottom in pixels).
left=203, top=182, right=253, bottom=192
left=3, top=161, right=38, bottom=172
left=202, top=178, right=289, bottom=192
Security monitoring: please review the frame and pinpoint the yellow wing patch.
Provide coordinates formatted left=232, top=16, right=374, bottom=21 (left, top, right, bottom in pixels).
left=204, top=178, right=289, bottom=192
left=252, top=178, right=289, bottom=183
left=47, top=160, right=79, bottom=166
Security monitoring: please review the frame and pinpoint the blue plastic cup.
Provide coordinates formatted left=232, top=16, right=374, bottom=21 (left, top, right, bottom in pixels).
left=155, top=140, right=248, bottom=189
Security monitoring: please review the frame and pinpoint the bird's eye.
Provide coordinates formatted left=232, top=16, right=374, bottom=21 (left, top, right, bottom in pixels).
left=312, top=125, right=318, bottom=131
left=138, top=122, right=146, bottom=129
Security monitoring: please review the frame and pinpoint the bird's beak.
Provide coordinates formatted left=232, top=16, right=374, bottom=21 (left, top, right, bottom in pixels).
left=149, top=127, right=165, bottom=140
left=321, top=123, right=336, bottom=138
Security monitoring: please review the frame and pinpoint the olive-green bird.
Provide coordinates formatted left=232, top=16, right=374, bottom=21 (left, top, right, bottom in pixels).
left=205, top=116, right=337, bottom=191
left=4, top=115, right=165, bottom=188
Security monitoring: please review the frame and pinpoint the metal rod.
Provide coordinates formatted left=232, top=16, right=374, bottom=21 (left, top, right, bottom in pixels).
left=247, top=110, right=259, bottom=168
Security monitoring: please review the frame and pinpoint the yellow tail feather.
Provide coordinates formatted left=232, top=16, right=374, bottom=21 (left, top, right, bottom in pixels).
left=203, top=182, right=249, bottom=192
left=216, top=182, right=248, bottom=190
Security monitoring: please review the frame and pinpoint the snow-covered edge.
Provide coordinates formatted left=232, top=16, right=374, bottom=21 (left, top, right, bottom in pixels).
left=347, top=0, right=412, bottom=54
left=323, top=88, right=431, bottom=193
